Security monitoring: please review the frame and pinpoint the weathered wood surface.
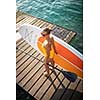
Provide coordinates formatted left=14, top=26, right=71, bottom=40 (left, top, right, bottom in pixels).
left=16, top=10, right=83, bottom=100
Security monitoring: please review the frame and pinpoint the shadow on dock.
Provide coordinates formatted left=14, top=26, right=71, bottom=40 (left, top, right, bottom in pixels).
left=49, top=65, right=77, bottom=82
left=16, top=84, right=36, bottom=100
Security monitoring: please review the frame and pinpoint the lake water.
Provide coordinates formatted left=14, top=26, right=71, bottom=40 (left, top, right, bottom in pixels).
left=16, top=0, right=83, bottom=53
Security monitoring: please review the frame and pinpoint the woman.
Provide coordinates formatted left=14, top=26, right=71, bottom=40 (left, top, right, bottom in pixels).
left=41, top=28, right=57, bottom=76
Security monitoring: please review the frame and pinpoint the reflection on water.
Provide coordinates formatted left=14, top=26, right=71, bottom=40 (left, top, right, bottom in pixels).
left=16, top=0, right=83, bottom=53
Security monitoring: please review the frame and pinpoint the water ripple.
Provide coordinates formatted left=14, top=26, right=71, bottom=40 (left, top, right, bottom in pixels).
left=16, top=0, right=83, bottom=53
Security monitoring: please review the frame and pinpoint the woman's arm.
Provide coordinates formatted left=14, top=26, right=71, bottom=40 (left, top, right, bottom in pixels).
left=51, top=37, right=57, bottom=54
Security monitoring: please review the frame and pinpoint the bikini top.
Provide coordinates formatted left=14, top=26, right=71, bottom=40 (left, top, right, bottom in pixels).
left=42, top=35, right=52, bottom=47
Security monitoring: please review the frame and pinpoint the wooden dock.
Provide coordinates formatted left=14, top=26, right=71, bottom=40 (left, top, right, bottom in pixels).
left=16, top=10, right=83, bottom=100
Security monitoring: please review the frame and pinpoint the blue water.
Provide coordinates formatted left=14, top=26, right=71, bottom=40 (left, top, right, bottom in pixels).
left=16, top=0, right=83, bottom=53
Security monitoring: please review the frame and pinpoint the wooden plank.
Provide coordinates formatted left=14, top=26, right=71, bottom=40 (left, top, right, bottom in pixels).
left=39, top=22, right=47, bottom=28
left=41, top=75, right=62, bottom=100
left=17, top=15, right=32, bottom=24
left=28, top=66, right=58, bottom=96
left=60, top=30, right=69, bottom=40
left=16, top=48, right=26, bottom=59
left=16, top=45, right=33, bottom=62
left=17, top=50, right=43, bottom=74
left=16, top=15, right=26, bottom=23
left=40, top=22, right=50, bottom=28
left=16, top=50, right=22, bottom=58
left=16, top=52, right=26, bottom=63
left=70, top=80, right=83, bottom=100
left=16, top=46, right=33, bottom=65
left=64, top=31, right=76, bottom=43
left=33, top=20, right=41, bottom=26
left=19, top=56, right=44, bottom=88
left=38, top=21, right=44, bottom=27
left=16, top=53, right=30, bottom=71
left=39, top=56, right=44, bottom=62
left=16, top=12, right=50, bottom=29
left=51, top=25, right=55, bottom=30
left=17, top=50, right=41, bottom=71
left=16, top=49, right=37, bottom=76
left=16, top=47, right=36, bottom=63
left=17, top=57, right=43, bottom=85
left=23, top=46, right=33, bottom=54
left=47, top=24, right=54, bottom=29
left=17, top=58, right=39, bottom=84
left=39, top=68, right=65, bottom=100
left=17, top=43, right=29, bottom=50
left=29, top=18, right=37, bottom=25
left=16, top=39, right=24, bottom=47
left=16, top=11, right=24, bottom=18
left=17, top=52, right=31, bottom=69
left=17, top=42, right=30, bottom=50
left=26, top=17, right=35, bottom=24
left=36, top=20, right=42, bottom=27
left=16, top=56, right=34, bottom=77
left=61, top=78, right=80, bottom=100
left=21, top=44, right=33, bottom=52
left=37, top=21, right=44, bottom=27
left=16, top=16, right=28, bottom=25
left=16, top=16, right=33, bottom=30
left=76, top=79, right=83, bottom=93
left=51, top=24, right=55, bottom=29
left=51, top=79, right=70, bottom=100
left=51, top=26, right=71, bottom=42
left=16, top=37, right=23, bottom=45
left=16, top=41, right=27, bottom=50
left=31, top=19, right=39, bottom=25
left=35, top=20, right=44, bottom=27
left=34, top=66, right=62, bottom=100
left=50, top=70, right=70, bottom=100
left=17, top=13, right=36, bottom=26
left=23, top=62, right=45, bottom=90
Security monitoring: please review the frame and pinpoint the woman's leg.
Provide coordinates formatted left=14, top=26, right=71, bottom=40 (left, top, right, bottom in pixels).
left=48, top=58, right=55, bottom=70
left=50, top=58, right=55, bottom=67
left=44, top=57, right=50, bottom=75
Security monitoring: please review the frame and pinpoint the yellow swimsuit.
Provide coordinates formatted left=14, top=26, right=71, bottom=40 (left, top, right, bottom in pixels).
left=42, top=39, right=55, bottom=58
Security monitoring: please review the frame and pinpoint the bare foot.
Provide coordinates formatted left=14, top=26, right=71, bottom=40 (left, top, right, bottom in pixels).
left=43, top=71, right=49, bottom=77
left=49, top=66, right=53, bottom=70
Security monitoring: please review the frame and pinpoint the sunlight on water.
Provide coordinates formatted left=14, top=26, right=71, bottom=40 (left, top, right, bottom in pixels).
left=16, top=0, right=83, bottom=53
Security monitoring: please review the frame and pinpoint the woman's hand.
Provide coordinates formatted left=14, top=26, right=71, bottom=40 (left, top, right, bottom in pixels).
left=54, top=50, right=58, bottom=54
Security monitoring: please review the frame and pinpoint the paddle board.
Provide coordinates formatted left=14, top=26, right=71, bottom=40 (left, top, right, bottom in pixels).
left=18, top=24, right=83, bottom=78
